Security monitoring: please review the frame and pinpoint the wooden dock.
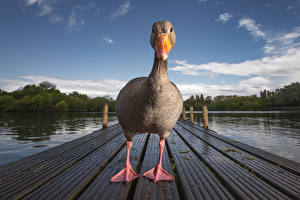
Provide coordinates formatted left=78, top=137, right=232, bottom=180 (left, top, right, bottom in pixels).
left=0, top=120, right=299, bottom=200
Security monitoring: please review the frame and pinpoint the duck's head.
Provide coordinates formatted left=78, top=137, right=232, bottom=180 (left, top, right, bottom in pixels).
left=150, top=21, right=176, bottom=61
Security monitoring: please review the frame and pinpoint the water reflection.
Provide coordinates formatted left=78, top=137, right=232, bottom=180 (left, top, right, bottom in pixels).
left=0, top=112, right=118, bottom=166
left=190, top=112, right=300, bottom=163
left=0, top=111, right=300, bottom=166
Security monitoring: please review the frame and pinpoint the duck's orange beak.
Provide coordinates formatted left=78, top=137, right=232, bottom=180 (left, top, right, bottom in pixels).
left=155, top=33, right=172, bottom=61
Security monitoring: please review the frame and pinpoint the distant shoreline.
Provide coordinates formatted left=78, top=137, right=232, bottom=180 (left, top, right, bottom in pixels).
left=1, top=82, right=299, bottom=113
left=1, top=107, right=300, bottom=114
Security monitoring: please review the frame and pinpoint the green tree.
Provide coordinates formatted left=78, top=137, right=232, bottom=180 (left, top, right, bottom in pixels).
left=66, top=97, right=86, bottom=111
left=0, top=96, right=16, bottom=112
left=31, top=94, right=45, bottom=111
left=39, top=81, right=56, bottom=90
left=16, top=96, right=33, bottom=111
left=55, top=100, right=68, bottom=112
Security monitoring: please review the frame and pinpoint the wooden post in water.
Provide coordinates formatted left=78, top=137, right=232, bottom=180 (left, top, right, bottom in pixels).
left=189, top=106, right=194, bottom=124
left=182, top=107, right=186, bottom=121
left=102, top=103, right=108, bottom=129
left=202, top=105, right=208, bottom=131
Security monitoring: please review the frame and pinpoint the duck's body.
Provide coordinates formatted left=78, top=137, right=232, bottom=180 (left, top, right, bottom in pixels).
left=116, top=58, right=183, bottom=140
left=110, top=21, right=182, bottom=183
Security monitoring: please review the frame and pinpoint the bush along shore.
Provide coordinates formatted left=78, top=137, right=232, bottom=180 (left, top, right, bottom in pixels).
left=184, top=82, right=300, bottom=111
left=0, top=81, right=115, bottom=112
left=0, top=81, right=299, bottom=112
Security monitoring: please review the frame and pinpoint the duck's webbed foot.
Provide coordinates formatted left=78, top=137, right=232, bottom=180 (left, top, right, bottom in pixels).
left=143, top=138, right=173, bottom=182
left=143, top=164, right=173, bottom=182
left=110, top=140, right=140, bottom=183
left=110, top=164, right=139, bottom=183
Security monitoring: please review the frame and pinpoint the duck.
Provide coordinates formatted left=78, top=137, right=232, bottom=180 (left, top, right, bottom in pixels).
left=110, top=21, right=183, bottom=183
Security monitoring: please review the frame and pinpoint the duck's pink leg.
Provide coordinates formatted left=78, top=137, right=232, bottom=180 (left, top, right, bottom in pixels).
left=143, top=139, right=173, bottom=182
left=110, top=140, right=140, bottom=183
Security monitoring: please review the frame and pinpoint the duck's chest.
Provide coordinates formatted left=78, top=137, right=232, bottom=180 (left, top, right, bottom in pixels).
left=135, top=82, right=182, bottom=132
left=143, top=82, right=181, bottom=115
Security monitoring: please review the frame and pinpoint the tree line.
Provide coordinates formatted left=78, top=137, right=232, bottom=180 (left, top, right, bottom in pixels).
left=184, top=82, right=300, bottom=111
left=0, top=81, right=115, bottom=112
left=0, top=81, right=299, bottom=112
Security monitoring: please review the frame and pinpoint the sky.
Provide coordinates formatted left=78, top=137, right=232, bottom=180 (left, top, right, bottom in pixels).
left=0, top=0, right=300, bottom=99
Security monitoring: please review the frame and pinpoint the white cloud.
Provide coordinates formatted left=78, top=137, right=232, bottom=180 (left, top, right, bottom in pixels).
left=0, top=78, right=33, bottom=92
left=67, top=6, right=85, bottom=32
left=238, top=17, right=266, bottom=39
left=168, top=17, right=300, bottom=98
left=196, top=0, right=208, bottom=3
left=49, top=14, right=63, bottom=23
left=170, top=48, right=300, bottom=77
left=263, top=44, right=276, bottom=54
left=239, top=76, right=271, bottom=85
left=176, top=81, right=268, bottom=99
left=0, top=75, right=276, bottom=99
left=265, top=3, right=271, bottom=7
left=269, top=27, right=300, bottom=45
left=68, top=10, right=76, bottom=29
left=110, top=2, right=130, bottom=20
left=0, top=76, right=126, bottom=98
left=214, top=1, right=224, bottom=5
left=24, top=1, right=100, bottom=26
left=103, top=36, right=114, bottom=44
left=24, top=0, right=63, bottom=23
left=176, top=74, right=276, bottom=99
left=237, top=17, right=300, bottom=55
left=217, top=12, right=233, bottom=23
left=264, top=27, right=300, bottom=54
left=281, top=31, right=300, bottom=43
left=25, top=0, right=52, bottom=16
left=25, top=0, right=42, bottom=6
left=170, top=47, right=300, bottom=97
left=39, top=3, right=52, bottom=16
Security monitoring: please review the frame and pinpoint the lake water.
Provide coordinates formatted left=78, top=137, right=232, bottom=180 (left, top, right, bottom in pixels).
left=193, top=111, right=300, bottom=163
left=0, top=112, right=119, bottom=166
left=0, top=111, right=299, bottom=166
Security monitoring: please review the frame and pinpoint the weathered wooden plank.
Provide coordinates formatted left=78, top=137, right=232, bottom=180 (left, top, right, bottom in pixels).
left=0, top=126, right=122, bottom=200
left=177, top=121, right=300, bottom=199
left=23, top=133, right=139, bottom=200
left=1, top=121, right=298, bottom=200
left=78, top=133, right=148, bottom=200
left=133, top=134, right=180, bottom=200
left=173, top=124, right=292, bottom=200
left=166, top=130, right=234, bottom=200
left=186, top=120, right=300, bottom=176
left=0, top=124, right=121, bottom=182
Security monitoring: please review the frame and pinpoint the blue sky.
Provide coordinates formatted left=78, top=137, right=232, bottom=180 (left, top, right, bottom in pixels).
left=0, top=0, right=300, bottom=98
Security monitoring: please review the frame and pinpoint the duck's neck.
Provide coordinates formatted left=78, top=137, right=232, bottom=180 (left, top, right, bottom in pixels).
left=148, top=55, right=169, bottom=83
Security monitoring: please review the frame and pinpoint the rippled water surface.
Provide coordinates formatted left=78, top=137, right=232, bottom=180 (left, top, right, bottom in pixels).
left=0, top=112, right=118, bottom=166
left=0, top=111, right=299, bottom=166
left=193, top=111, right=300, bottom=163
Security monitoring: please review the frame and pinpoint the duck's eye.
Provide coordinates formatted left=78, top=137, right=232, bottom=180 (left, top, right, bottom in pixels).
left=152, top=28, right=155, bottom=34
left=170, top=27, right=173, bottom=32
